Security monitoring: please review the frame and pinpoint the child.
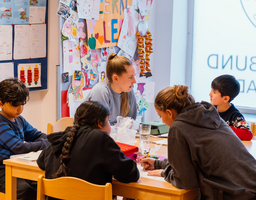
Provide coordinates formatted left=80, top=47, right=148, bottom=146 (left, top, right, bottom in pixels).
left=140, top=85, right=256, bottom=199
left=85, top=54, right=137, bottom=125
left=209, top=74, right=253, bottom=140
left=0, top=78, right=50, bottom=200
left=37, top=101, right=139, bottom=199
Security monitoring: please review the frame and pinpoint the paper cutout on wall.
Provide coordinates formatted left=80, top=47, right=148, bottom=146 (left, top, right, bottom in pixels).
left=117, top=6, right=139, bottom=57
left=62, top=72, right=69, bottom=83
left=57, top=2, right=71, bottom=19
left=77, top=0, right=100, bottom=20
left=86, top=0, right=133, bottom=50
left=62, top=12, right=79, bottom=41
left=18, top=63, right=41, bottom=88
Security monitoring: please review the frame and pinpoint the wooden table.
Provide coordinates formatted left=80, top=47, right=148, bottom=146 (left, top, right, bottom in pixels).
left=4, top=139, right=255, bottom=200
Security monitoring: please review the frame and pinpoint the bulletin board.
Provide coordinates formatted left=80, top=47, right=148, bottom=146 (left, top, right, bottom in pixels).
left=0, top=0, right=48, bottom=91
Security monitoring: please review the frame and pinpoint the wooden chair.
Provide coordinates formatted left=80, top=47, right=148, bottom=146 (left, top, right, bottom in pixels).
left=37, top=175, right=112, bottom=200
left=251, top=122, right=256, bottom=139
left=47, top=117, right=74, bottom=134
left=203, top=176, right=245, bottom=200
left=0, top=192, right=5, bottom=200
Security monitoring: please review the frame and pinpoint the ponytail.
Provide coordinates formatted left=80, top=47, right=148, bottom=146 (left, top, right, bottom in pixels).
left=155, top=85, right=195, bottom=114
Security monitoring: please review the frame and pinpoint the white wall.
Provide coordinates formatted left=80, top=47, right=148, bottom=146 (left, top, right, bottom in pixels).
left=144, top=0, right=188, bottom=122
left=22, top=1, right=60, bottom=133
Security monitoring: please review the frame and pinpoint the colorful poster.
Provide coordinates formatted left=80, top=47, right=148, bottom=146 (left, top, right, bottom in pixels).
left=0, top=0, right=46, bottom=25
left=0, top=25, right=12, bottom=61
left=86, top=0, right=133, bottom=50
left=18, top=63, right=41, bottom=88
left=0, top=62, right=14, bottom=82
left=77, top=0, right=100, bottom=20
left=117, top=7, right=139, bottom=57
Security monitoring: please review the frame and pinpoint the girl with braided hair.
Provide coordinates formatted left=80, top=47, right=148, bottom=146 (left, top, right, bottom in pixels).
left=37, top=101, right=139, bottom=198
left=139, top=85, right=256, bottom=200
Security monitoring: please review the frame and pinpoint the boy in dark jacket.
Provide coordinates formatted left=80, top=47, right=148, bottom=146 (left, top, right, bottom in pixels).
left=209, top=74, right=253, bottom=140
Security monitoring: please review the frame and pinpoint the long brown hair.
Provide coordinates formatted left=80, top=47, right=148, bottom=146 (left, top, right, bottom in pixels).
left=154, top=85, right=195, bottom=114
left=52, top=101, right=110, bottom=178
left=106, top=54, right=133, bottom=117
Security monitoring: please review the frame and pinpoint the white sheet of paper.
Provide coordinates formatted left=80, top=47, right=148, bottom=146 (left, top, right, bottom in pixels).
left=138, top=164, right=165, bottom=181
left=0, top=25, right=12, bottom=61
left=30, top=24, right=46, bottom=58
left=77, top=0, right=100, bottom=20
left=14, top=25, right=30, bottom=59
left=63, top=39, right=81, bottom=74
left=29, top=7, right=46, bottom=24
left=143, top=82, right=155, bottom=103
left=0, top=62, right=14, bottom=82
left=152, top=139, right=168, bottom=146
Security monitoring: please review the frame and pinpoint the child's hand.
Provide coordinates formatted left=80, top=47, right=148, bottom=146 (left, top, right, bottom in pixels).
left=139, top=157, right=155, bottom=170
left=147, top=169, right=163, bottom=177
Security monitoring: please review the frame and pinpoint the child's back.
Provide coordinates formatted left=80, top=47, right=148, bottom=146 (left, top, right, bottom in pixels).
left=209, top=74, right=253, bottom=140
left=37, top=101, right=139, bottom=200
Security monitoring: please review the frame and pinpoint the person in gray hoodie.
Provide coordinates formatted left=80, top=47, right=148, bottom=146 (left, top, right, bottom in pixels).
left=139, top=85, right=256, bottom=200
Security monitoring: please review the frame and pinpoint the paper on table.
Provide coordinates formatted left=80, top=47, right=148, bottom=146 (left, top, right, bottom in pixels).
left=10, top=150, right=42, bottom=163
left=152, top=139, right=168, bottom=145
left=138, top=164, right=165, bottom=182
left=158, top=133, right=168, bottom=138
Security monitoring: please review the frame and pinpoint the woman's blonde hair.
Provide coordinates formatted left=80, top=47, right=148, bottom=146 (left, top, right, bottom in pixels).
left=106, top=53, right=133, bottom=117
left=154, top=85, right=195, bottom=114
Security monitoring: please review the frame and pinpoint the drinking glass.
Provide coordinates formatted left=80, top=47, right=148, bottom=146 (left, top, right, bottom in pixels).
left=139, top=124, right=151, bottom=155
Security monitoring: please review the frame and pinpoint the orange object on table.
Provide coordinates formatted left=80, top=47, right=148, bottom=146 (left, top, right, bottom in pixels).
left=116, top=142, right=138, bottom=156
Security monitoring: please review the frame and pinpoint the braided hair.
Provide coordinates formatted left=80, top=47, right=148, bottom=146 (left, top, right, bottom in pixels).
left=52, top=101, right=110, bottom=178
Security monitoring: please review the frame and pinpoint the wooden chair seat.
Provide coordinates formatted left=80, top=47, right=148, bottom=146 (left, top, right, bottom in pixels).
left=251, top=122, right=256, bottom=140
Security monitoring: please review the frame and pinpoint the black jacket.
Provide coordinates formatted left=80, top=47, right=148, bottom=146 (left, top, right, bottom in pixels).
left=37, top=126, right=139, bottom=186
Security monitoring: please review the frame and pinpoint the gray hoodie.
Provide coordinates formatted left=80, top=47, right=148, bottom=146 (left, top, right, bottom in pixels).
left=155, top=101, right=256, bottom=200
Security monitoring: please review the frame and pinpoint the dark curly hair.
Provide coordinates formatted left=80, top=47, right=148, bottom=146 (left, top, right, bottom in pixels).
left=0, top=78, right=29, bottom=106
left=52, top=101, right=110, bottom=178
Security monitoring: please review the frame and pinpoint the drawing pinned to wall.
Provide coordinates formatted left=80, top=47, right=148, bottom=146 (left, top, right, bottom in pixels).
left=63, top=39, right=81, bottom=74
left=0, top=25, right=12, bottom=61
left=89, top=67, right=99, bottom=87
left=62, top=12, right=79, bottom=41
left=0, top=62, right=14, bottom=82
left=57, top=2, right=71, bottom=19
left=0, top=6, right=12, bottom=24
left=72, top=70, right=85, bottom=100
left=90, top=48, right=101, bottom=68
left=86, top=0, right=133, bottom=50
left=97, top=61, right=106, bottom=81
left=77, top=0, right=100, bottom=20
left=62, top=72, right=69, bottom=83
left=18, top=63, right=41, bottom=88
left=117, top=6, right=139, bottom=57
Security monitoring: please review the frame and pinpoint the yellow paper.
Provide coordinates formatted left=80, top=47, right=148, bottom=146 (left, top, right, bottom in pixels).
left=86, top=0, right=133, bottom=50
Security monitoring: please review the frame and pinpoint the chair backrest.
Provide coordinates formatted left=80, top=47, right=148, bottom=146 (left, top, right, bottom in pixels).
left=37, top=175, right=112, bottom=200
left=0, top=192, right=5, bottom=200
left=47, top=117, right=74, bottom=134
left=251, top=123, right=256, bottom=138
left=203, top=176, right=245, bottom=200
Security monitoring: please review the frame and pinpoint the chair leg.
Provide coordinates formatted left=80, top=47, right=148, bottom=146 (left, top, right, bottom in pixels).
left=218, top=190, right=223, bottom=200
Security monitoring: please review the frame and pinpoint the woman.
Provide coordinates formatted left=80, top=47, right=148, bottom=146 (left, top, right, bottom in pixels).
left=140, top=85, right=256, bottom=200
left=37, top=101, right=139, bottom=200
left=85, top=54, right=137, bottom=125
